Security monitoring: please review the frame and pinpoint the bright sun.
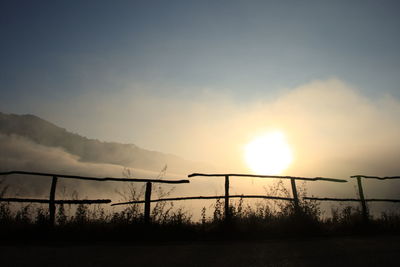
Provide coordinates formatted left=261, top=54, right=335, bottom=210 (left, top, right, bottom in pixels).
left=244, top=131, right=293, bottom=175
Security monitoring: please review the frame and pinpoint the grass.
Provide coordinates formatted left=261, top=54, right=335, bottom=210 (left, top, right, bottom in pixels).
left=1, top=179, right=400, bottom=244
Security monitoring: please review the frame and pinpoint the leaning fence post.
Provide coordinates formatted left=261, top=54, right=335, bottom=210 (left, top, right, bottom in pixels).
left=290, top=178, right=300, bottom=215
left=144, top=182, right=152, bottom=224
left=49, top=176, right=58, bottom=226
left=356, top=176, right=369, bottom=223
left=224, top=175, right=230, bottom=221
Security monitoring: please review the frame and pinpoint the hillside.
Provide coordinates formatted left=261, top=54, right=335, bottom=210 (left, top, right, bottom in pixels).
left=0, top=112, right=205, bottom=174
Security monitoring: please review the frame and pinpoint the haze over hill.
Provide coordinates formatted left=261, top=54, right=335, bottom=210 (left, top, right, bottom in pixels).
left=1, top=105, right=400, bottom=217
left=0, top=111, right=210, bottom=176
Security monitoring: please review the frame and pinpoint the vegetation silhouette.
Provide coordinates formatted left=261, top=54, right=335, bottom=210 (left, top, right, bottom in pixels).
left=1, top=178, right=400, bottom=244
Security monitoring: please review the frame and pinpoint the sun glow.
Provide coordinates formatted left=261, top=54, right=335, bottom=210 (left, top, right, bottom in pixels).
left=244, top=131, right=293, bottom=175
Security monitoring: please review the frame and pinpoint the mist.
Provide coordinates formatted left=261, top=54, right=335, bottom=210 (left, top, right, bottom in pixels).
left=2, top=78, right=400, bottom=217
left=0, top=134, right=182, bottom=200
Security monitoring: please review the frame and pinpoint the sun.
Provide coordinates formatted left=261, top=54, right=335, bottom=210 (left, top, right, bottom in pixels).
left=244, top=131, right=293, bottom=175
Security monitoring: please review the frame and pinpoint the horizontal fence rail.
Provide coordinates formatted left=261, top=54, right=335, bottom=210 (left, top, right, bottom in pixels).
left=304, top=197, right=400, bottom=203
left=0, top=171, right=190, bottom=184
left=188, top=173, right=347, bottom=182
left=0, top=198, right=111, bottom=204
left=351, top=175, right=400, bottom=180
left=112, top=195, right=293, bottom=206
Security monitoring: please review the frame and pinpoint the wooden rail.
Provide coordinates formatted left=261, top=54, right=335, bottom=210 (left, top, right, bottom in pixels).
left=188, top=173, right=347, bottom=182
left=0, top=170, right=189, bottom=225
left=0, top=171, right=189, bottom=184
left=304, top=197, right=400, bottom=203
left=112, top=195, right=293, bottom=206
left=0, top=198, right=111, bottom=204
left=351, top=175, right=400, bottom=180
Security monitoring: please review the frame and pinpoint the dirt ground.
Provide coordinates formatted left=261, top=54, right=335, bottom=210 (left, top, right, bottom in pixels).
left=1, top=234, right=399, bottom=267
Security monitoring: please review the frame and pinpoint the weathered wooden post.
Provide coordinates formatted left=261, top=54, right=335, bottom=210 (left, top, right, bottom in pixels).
left=356, top=176, right=369, bottom=223
left=49, top=176, right=58, bottom=226
left=290, top=178, right=300, bottom=215
left=224, top=175, right=230, bottom=221
left=144, top=182, right=152, bottom=224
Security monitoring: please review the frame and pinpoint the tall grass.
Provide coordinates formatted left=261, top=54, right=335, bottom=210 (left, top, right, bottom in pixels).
left=1, top=178, right=400, bottom=242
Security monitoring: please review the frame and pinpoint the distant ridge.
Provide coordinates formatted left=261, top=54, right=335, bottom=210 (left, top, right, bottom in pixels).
left=0, top=112, right=205, bottom=174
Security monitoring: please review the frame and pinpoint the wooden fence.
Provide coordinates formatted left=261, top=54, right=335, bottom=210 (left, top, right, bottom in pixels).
left=112, top=173, right=347, bottom=221
left=304, top=175, right=400, bottom=222
left=2, top=171, right=400, bottom=224
left=0, top=171, right=189, bottom=225
left=113, top=173, right=400, bottom=223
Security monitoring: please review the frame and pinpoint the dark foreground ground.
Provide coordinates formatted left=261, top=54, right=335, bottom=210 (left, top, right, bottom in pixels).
left=1, top=234, right=399, bottom=267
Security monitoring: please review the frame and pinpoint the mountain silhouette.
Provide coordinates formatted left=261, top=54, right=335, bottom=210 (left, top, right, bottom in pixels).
left=0, top=112, right=206, bottom=174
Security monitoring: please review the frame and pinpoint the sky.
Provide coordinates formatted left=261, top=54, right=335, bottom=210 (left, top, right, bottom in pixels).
left=1, top=0, right=400, bottom=177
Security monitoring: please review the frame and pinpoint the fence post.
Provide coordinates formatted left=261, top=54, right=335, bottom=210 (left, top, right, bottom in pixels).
left=290, top=178, right=300, bottom=215
left=356, top=177, right=369, bottom=223
left=224, top=175, right=230, bottom=221
left=144, top=182, right=152, bottom=224
left=49, top=176, right=58, bottom=226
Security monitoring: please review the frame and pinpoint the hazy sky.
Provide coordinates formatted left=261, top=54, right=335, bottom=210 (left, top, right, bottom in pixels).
left=1, top=0, right=400, bottom=176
